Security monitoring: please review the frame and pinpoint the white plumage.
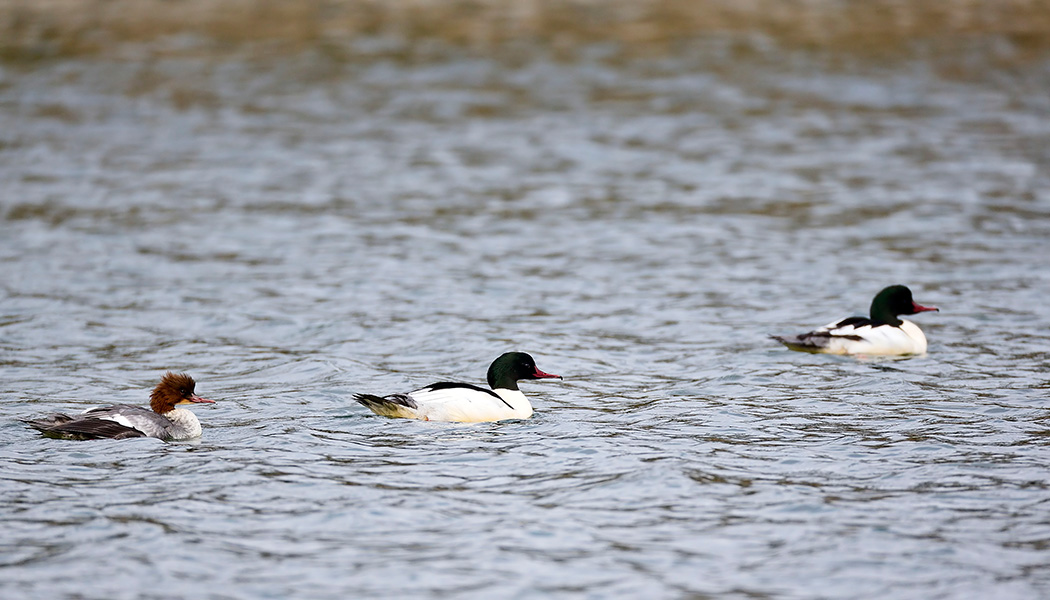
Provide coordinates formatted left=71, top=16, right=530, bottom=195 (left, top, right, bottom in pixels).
left=772, top=285, right=939, bottom=356
left=355, top=352, right=560, bottom=423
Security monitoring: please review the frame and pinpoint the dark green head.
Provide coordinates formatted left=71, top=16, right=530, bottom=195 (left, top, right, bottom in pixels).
left=486, top=352, right=562, bottom=391
left=869, top=285, right=939, bottom=326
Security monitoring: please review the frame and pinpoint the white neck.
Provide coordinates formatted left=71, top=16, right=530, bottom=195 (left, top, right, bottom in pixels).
left=162, top=408, right=203, bottom=440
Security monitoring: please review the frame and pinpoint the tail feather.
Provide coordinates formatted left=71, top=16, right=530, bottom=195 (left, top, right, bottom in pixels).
left=770, top=333, right=831, bottom=352
left=22, top=414, right=145, bottom=440
left=22, top=413, right=74, bottom=432
left=354, top=394, right=419, bottom=419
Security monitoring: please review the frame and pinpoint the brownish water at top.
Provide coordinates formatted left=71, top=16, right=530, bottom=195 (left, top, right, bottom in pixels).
left=3, top=0, right=1050, bottom=60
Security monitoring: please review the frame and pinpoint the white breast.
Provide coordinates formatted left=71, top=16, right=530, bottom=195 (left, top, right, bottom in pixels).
left=161, top=408, right=203, bottom=439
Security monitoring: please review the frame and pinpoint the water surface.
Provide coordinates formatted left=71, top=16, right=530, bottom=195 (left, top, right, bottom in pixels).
left=1, top=33, right=1049, bottom=599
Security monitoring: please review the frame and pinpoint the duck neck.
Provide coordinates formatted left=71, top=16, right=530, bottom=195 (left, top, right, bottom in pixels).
left=869, top=299, right=903, bottom=326
left=487, top=364, right=520, bottom=391
left=494, top=389, right=533, bottom=418
left=162, top=408, right=203, bottom=439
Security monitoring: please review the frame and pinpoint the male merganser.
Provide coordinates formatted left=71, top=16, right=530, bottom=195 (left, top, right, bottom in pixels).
left=24, top=372, right=215, bottom=440
left=354, top=352, right=562, bottom=422
left=771, top=285, right=939, bottom=355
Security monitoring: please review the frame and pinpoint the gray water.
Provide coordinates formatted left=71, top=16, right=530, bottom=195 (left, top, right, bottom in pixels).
left=2, top=37, right=1050, bottom=599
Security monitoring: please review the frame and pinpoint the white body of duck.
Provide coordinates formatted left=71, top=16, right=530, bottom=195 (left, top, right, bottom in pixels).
left=355, top=352, right=561, bottom=423
left=24, top=372, right=215, bottom=441
left=772, top=285, right=939, bottom=356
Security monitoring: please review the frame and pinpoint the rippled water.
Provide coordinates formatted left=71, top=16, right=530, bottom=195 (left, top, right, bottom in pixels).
left=2, top=35, right=1050, bottom=599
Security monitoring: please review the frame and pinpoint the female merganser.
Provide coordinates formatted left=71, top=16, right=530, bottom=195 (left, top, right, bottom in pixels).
left=354, top=352, right=562, bottom=422
left=24, top=372, right=215, bottom=440
left=771, top=285, right=939, bottom=355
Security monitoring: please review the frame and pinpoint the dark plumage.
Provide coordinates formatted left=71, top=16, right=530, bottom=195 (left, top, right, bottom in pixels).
left=354, top=392, right=418, bottom=414
left=23, top=412, right=148, bottom=440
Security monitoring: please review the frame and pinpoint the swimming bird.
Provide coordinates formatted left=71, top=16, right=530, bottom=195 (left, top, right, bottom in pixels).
left=354, top=352, right=562, bottom=422
left=24, top=372, right=215, bottom=440
left=771, top=285, right=939, bottom=355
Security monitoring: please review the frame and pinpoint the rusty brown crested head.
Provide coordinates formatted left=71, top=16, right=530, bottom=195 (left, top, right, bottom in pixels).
left=149, top=372, right=215, bottom=414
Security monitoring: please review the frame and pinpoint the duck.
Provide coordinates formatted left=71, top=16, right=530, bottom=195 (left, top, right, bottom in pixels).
left=24, top=372, right=215, bottom=440
left=354, top=352, right=562, bottom=422
left=771, top=285, right=939, bottom=355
